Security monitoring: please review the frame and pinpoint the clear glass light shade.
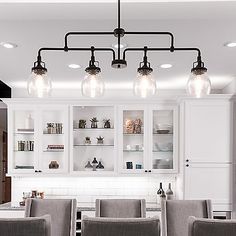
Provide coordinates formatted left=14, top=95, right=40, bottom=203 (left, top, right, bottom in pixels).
left=27, top=71, right=52, bottom=98
left=187, top=71, right=211, bottom=98
left=81, top=73, right=105, bottom=98
left=133, top=73, right=156, bottom=98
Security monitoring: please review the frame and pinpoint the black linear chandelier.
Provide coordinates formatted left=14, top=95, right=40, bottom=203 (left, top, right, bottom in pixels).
left=28, top=0, right=211, bottom=98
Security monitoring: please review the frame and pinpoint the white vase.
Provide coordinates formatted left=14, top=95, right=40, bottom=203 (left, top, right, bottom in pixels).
left=25, top=114, right=34, bottom=129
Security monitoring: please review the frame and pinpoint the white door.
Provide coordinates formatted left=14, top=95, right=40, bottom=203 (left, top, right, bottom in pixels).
left=185, top=100, right=231, bottom=163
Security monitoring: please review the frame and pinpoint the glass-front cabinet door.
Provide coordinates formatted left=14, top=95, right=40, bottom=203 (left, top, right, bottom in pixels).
left=71, top=105, right=116, bottom=174
left=118, top=105, right=148, bottom=173
left=149, top=105, right=178, bottom=173
left=38, top=106, right=69, bottom=174
left=8, top=106, right=38, bottom=174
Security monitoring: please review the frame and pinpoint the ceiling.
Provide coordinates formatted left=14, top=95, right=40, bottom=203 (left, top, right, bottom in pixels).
left=0, top=1, right=236, bottom=97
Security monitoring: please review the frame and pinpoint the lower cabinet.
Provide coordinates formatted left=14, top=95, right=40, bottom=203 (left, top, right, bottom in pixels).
left=184, top=163, right=232, bottom=211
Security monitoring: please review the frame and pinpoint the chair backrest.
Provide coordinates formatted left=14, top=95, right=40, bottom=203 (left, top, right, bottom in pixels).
left=96, top=199, right=146, bottom=218
left=82, top=216, right=160, bottom=236
left=188, top=216, right=236, bottom=236
left=161, top=200, right=212, bottom=236
left=0, top=215, right=51, bottom=236
left=25, top=198, right=77, bottom=236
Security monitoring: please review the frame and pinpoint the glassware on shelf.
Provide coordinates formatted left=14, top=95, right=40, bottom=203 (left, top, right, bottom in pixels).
left=17, top=140, right=34, bottom=151
left=46, top=123, right=63, bottom=134
left=92, top=157, right=98, bottom=171
left=135, top=164, right=142, bottom=169
left=126, top=161, right=133, bottom=169
left=85, top=161, right=93, bottom=171
left=25, top=114, right=34, bottom=130
left=96, top=161, right=104, bottom=171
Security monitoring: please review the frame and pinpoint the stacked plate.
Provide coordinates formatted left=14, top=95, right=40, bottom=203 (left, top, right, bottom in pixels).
left=156, top=124, right=173, bottom=134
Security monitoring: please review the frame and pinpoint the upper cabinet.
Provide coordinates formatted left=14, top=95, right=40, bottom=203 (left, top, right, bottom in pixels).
left=118, top=105, right=148, bottom=174
left=118, top=104, right=178, bottom=174
left=6, top=100, right=179, bottom=176
left=8, top=105, right=38, bottom=174
left=70, top=105, right=117, bottom=175
left=8, top=104, right=69, bottom=175
left=184, top=99, right=231, bottom=163
left=149, top=105, right=178, bottom=173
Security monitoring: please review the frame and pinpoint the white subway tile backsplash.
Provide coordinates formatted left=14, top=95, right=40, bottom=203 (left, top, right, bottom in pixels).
left=12, top=176, right=176, bottom=205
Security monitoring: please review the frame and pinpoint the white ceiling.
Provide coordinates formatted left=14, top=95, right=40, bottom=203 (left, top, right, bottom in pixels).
left=0, top=1, right=236, bottom=96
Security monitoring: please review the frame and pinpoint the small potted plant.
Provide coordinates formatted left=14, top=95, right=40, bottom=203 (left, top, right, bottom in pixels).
left=103, top=119, right=111, bottom=128
left=79, top=119, right=86, bottom=129
left=90, top=117, right=99, bottom=128
left=97, top=136, right=104, bottom=144
left=85, top=137, right=91, bottom=144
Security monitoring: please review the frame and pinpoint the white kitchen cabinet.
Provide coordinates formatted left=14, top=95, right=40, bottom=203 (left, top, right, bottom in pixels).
left=185, top=100, right=231, bottom=163
left=184, top=163, right=232, bottom=211
left=182, top=98, right=232, bottom=211
left=149, top=105, right=178, bottom=174
left=70, top=105, right=117, bottom=175
left=7, top=104, right=69, bottom=175
left=118, top=104, right=178, bottom=174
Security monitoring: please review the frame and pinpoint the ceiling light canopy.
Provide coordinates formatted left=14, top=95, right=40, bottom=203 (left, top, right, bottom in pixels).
left=29, top=0, right=211, bottom=98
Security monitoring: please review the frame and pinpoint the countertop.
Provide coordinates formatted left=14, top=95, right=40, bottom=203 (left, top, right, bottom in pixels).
left=0, top=202, right=161, bottom=212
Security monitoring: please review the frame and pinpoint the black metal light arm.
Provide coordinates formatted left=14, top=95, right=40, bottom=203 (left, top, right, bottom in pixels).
left=123, top=46, right=201, bottom=60
left=125, top=32, right=175, bottom=50
left=64, top=32, right=114, bottom=50
left=37, top=46, right=116, bottom=61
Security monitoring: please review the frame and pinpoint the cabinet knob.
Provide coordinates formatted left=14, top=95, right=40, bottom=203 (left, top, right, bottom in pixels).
left=186, top=159, right=189, bottom=162
left=145, top=170, right=148, bottom=173
left=38, top=170, right=42, bottom=173
left=35, top=170, right=38, bottom=173
left=186, top=164, right=189, bottom=167
left=148, top=170, right=151, bottom=173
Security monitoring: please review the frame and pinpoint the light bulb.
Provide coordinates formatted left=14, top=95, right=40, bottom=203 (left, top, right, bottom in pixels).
left=81, top=73, right=105, bottom=98
left=27, top=71, right=52, bottom=98
left=133, top=73, right=156, bottom=98
left=187, top=71, right=211, bottom=98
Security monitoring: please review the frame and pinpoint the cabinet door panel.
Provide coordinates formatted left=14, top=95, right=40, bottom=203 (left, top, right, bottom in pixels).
left=185, top=101, right=231, bottom=163
left=184, top=163, right=232, bottom=207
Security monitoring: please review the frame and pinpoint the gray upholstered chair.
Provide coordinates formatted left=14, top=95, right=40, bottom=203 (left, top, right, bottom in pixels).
left=188, top=216, right=236, bottom=236
left=25, top=198, right=77, bottom=236
left=0, top=215, right=51, bottom=236
left=82, top=216, right=160, bottom=236
left=161, top=200, right=212, bottom=236
left=95, top=199, right=146, bottom=218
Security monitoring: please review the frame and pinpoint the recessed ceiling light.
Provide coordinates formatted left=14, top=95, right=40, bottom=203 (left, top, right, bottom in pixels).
left=224, top=42, right=236, bottom=48
left=68, top=64, right=81, bottom=69
left=112, top=43, right=127, bottom=49
left=160, top=64, right=173, bottom=69
left=0, top=42, right=18, bottom=49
